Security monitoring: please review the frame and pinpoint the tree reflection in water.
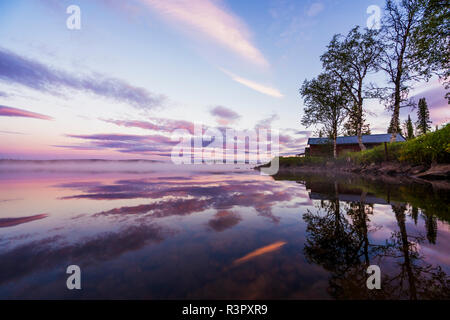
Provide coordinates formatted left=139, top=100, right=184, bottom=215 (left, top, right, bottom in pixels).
left=299, top=175, right=450, bottom=299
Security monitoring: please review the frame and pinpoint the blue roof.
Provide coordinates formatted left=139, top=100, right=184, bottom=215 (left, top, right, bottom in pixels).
left=308, top=134, right=406, bottom=145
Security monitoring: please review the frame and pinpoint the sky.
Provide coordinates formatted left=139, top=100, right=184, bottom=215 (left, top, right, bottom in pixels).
left=0, top=0, right=448, bottom=160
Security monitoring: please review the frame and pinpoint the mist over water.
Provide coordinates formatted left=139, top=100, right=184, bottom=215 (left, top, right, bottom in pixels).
left=0, top=160, right=255, bottom=173
left=0, top=163, right=448, bottom=299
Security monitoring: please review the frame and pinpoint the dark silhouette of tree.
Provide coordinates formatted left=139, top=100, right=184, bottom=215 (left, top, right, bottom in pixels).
left=300, top=175, right=450, bottom=299
left=416, top=97, right=432, bottom=134
left=391, top=204, right=418, bottom=299
left=303, top=200, right=364, bottom=297
left=300, top=73, right=350, bottom=158
left=318, top=129, right=323, bottom=138
left=343, top=104, right=371, bottom=136
left=383, top=204, right=450, bottom=299
left=377, top=0, right=424, bottom=142
left=346, top=199, right=375, bottom=266
left=388, top=114, right=401, bottom=134
left=410, top=206, right=419, bottom=224
left=422, top=211, right=437, bottom=244
left=403, top=115, right=415, bottom=139
left=412, top=0, right=450, bottom=103
left=321, top=27, right=382, bottom=151
left=303, top=183, right=387, bottom=299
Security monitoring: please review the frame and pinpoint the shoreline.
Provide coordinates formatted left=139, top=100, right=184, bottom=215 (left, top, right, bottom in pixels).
left=255, top=160, right=450, bottom=188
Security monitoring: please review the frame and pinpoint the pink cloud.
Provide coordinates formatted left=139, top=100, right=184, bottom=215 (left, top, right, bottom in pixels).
left=220, top=68, right=283, bottom=98
left=0, top=105, right=52, bottom=120
left=410, top=83, right=449, bottom=126
left=140, top=0, right=269, bottom=67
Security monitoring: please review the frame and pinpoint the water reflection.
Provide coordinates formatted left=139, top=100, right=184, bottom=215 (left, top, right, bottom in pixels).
left=296, top=173, right=450, bottom=299
left=0, top=214, right=48, bottom=228
left=0, top=166, right=448, bottom=299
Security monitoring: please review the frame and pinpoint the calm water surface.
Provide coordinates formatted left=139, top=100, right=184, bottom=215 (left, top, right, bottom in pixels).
left=0, top=163, right=449, bottom=299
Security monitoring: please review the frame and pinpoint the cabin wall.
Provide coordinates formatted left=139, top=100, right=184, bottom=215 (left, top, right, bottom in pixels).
left=336, top=144, right=361, bottom=156
left=309, top=143, right=382, bottom=157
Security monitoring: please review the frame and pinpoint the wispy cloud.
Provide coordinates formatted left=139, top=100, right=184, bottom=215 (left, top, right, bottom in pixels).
left=0, top=48, right=165, bottom=110
left=307, top=2, right=324, bottom=17
left=255, top=114, right=279, bottom=129
left=233, top=241, right=287, bottom=265
left=66, top=134, right=151, bottom=142
left=59, top=133, right=178, bottom=157
left=0, top=130, right=25, bottom=135
left=0, top=214, right=48, bottom=228
left=103, top=117, right=195, bottom=134
left=0, top=105, right=52, bottom=120
left=220, top=68, right=283, bottom=98
left=210, top=105, right=240, bottom=125
left=140, top=0, right=269, bottom=67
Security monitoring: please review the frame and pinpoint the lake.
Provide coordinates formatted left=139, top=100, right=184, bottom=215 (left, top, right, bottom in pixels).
left=0, top=162, right=449, bottom=299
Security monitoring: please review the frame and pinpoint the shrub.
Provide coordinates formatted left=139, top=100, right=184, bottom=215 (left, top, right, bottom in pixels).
left=342, top=124, right=450, bottom=165
left=340, top=142, right=403, bottom=165
left=399, top=124, right=450, bottom=164
left=278, top=156, right=328, bottom=167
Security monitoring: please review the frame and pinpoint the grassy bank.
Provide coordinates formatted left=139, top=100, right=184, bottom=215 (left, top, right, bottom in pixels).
left=342, top=124, right=450, bottom=166
left=260, top=124, right=449, bottom=170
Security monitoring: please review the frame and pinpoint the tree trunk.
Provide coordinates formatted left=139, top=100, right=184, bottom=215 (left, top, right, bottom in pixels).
left=334, top=182, right=340, bottom=236
left=390, top=101, right=400, bottom=142
left=390, top=38, right=405, bottom=143
left=394, top=205, right=418, bottom=300
left=357, top=101, right=366, bottom=151
left=333, top=135, right=337, bottom=159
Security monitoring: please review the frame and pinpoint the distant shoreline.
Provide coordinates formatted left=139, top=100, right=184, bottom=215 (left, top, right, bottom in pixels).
left=0, top=159, right=164, bottom=163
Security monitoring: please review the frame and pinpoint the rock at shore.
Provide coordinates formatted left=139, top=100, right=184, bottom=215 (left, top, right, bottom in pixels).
left=415, top=164, right=450, bottom=180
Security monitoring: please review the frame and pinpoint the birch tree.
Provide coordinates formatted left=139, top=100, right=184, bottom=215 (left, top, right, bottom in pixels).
left=321, top=27, right=382, bottom=150
left=300, top=73, right=350, bottom=158
left=378, top=0, right=424, bottom=142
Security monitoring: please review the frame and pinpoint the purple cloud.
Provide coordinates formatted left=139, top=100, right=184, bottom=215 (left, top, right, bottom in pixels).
left=66, top=133, right=149, bottom=142
left=0, top=48, right=165, bottom=110
left=0, top=223, right=168, bottom=286
left=255, top=114, right=279, bottom=129
left=0, top=214, right=48, bottom=228
left=58, top=133, right=178, bottom=157
left=207, top=210, right=242, bottom=232
left=210, top=106, right=241, bottom=125
left=0, top=105, right=52, bottom=120
left=103, top=117, right=195, bottom=134
left=67, top=133, right=177, bottom=145
left=57, top=176, right=304, bottom=223
left=410, top=86, right=449, bottom=126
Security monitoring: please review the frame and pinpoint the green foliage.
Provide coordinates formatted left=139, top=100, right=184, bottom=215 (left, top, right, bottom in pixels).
left=412, top=0, right=450, bottom=102
left=342, top=142, right=403, bottom=165
left=387, top=114, right=401, bottom=134
left=300, top=73, right=349, bottom=158
left=399, top=123, right=450, bottom=164
left=320, top=26, right=381, bottom=146
left=405, top=115, right=415, bottom=140
left=379, top=0, right=424, bottom=137
left=343, top=104, right=371, bottom=136
left=416, top=97, right=432, bottom=135
left=343, top=124, right=450, bottom=165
